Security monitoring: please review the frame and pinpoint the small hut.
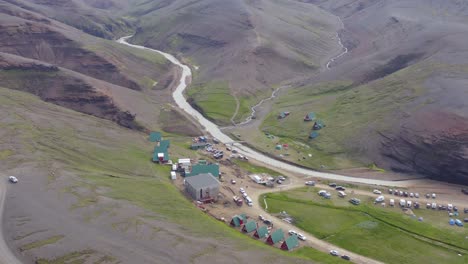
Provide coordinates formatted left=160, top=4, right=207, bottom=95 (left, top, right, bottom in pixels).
left=266, top=229, right=284, bottom=245
left=242, top=221, right=257, bottom=233
left=281, top=235, right=299, bottom=251
left=254, top=226, right=269, bottom=239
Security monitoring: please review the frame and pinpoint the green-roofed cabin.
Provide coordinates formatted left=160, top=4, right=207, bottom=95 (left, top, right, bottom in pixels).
left=281, top=235, right=299, bottom=251
left=254, top=226, right=269, bottom=239
left=266, top=229, right=284, bottom=245
left=230, top=215, right=245, bottom=227
left=304, top=112, right=316, bottom=121
left=185, top=164, right=219, bottom=178
left=153, top=139, right=170, bottom=163
left=242, top=221, right=257, bottom=233
left=149, top=131, right=162, bottom=142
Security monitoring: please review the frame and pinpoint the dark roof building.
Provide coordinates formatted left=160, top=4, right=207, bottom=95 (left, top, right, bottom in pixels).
left=185, top=173, right=220, bottom=201
left=266, top=229, right=284, bottom=245
left=281, top=235, right=299, bottom=251
left=254, top=226, right=269, bottom=239
left=191, top=142, right=207, bottom=150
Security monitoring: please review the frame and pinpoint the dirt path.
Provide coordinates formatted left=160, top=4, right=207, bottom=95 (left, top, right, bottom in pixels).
left=230, top=95, right=240, bottom=126
left=0, top=176, right=22, bottom=264
left=242, top=179, right=383, bottom=264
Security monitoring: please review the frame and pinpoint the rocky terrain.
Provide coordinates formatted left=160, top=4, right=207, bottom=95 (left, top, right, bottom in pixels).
left=253, top=0, right=468, bottom=184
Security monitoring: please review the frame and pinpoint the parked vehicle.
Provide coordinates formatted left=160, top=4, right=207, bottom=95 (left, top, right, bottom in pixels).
left=375, top=195, right=385, bottom=203
left=432, top=193, right=437, bottom=199
left=330, top=250, right=339, bottom=256
left=233, top=196, right=243, bottom=206
left=8, top=176, right=18, bottom=183
left=406, top=200, right=412, bottom=208
left=329, top=183, right=337, bottom=188
left=455, top=219, right=464, bottom=227
left=373, top=189, right=382, bottom=195
left=414, top=202, right=420, bottom=209
left=415, top=193, right=420, bottom=198
left=239, top=188, right=245, bottom=194
left=462, top=189, right=468, bottom=195
left=399, top=190, right=404, bottom=196
left=259, top=215, right=265, bottom=221
left=399, top=199, right=406, bottom=207
left=389, top=199, right=395, bottom=206
left=448, top=204, right=454, bottom=211
left=388, top=189, right=393, bottom=194
left=409, top=193, right=414, bottom=198
left=288, top=230, right=297, bottom=236
left=432, top=203, right=437, bottom=209
left=403, top=191, right=409, bottom=197
left=278, top=176, right=286, bottom=181
left=338, top=191, right=347, bottom=198
left=231, top=179, right=236, bottom=184
left=341, top=255, right=351, bottom=261
left=297, top=233, right=307, bottom=241
left=394, top=189, right=399, bottom=196
left=426, top=203, right=431, bottom=209
left=349, top=198, right=361, bottom=205
left=336, top=186, right=346, bottom=191
left=318, top=190, right=327, bottom=196
left=426, top=193, right=431, bottom=199
left=305, top=181, right=315, bottom=186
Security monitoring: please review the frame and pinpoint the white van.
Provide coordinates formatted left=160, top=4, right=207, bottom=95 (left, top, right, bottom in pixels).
left=389, top=199, right=395, bottom=206
left=399, top=199, right=406, bottom=207
left=406, top=201, right=412, bottom=208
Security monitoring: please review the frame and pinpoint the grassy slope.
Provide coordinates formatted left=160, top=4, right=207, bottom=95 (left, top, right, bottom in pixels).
left=187, top=81, right=237, bottom=125
left=262, top=188, right=468, bottom=264
left=259, top=62, right=467, bottom=170
left=0, top=87, right=343, bottom=263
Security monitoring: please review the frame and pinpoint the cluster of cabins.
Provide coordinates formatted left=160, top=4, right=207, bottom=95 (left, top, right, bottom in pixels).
left=274, top=112, right=326, bottom=139
left=230, top=214, right=299, bottom=251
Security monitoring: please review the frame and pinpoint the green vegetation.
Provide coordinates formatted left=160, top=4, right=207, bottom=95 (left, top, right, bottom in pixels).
left=0, top=149, right=13, bottom=160
left=295, top=247, right=347, bottom=263
left=262, top=189, right=468, bottom=264
left=232, top=159, right=282, bottom=176
left=187, top=81, right=236, bottom=125
left=0, top=87, right=346, bottom=263
left=256, top=62, right=468, bottom=170
left=20, top=235, right=65, bottom=251
left=36, top=250, right=96, bottom=264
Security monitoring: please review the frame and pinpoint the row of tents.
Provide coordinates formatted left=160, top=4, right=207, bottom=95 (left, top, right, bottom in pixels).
left=230, top=215, right=299, bottom=251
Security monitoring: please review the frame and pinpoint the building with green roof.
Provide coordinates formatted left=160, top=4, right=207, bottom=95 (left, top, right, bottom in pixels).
left=185, top=164, right=219, bottom=178
left=281, top=235, right=299, bottom=251
left=254, top=226, right=269, bottom=239
left=242, top=221, right=257, bottom=233
left=153, top=139, right=170, bottom=163
left=266, top=229, right=284, bottom=245
left=149, top=131, right=162, bottom=142
left=230, top=215, right=246, bottom=227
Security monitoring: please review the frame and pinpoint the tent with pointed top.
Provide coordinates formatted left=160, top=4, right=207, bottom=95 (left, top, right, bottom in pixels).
left=266, top=229, right=284, bottom=245
left=281, top=235, right=299, bottom=250
left=304, top=112, right=316, bottom=121
left=254, top=226, right=269, bottom=239
left=242, top=221, right=257, bottom=233
left=309, top=131, right=319, bottom=139
left=230, top=214, right=247, bottom=227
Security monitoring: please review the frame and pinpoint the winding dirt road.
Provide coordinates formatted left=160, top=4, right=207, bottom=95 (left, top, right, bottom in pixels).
left=0, top=177, right=22, bottom=264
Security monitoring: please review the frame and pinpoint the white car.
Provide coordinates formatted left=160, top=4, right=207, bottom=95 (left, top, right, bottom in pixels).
left=415, top=193, right=420, bottom=198
left=8, top=176, right=18, bottom=183
left=288, top=230, right=297, bottom=236
left=239, top=188, right=245, bottom=193
left=297, top=233, right=307, bottom=241
left=373, top=189, right=382, bottom=195
left=305, top=181, right=315, bottom=186
left=330, top=250, right=339, bottom=256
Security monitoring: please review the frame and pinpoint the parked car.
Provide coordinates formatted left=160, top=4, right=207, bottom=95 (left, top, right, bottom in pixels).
left=276, top=179, right=283, bottom=184
left=278, top=176, right=286, bottom=181
left=330, top=250, right=339, bottom=256
left=462, top=189, right=468, bottom=195
left=288, top=230, right=297, bottom=236
left=415, top=193, right=420, bottom=198
left=8, top=176, right=18, bottom=183
left=341, top=255, right=351, bottom=261
left=432, top=193, right=437, bottom=199
left=226, top=146, right=232, bottom=151
left=329, top=183, right=337, bottom=188
left=231, top=179, right=236, bottom=184
left=297, top=233, right=307, bottom=241
left=349, top=198, right=361, bottom=205
left=399, top=190, right=404, bottom=196
left=239, top=188, right=245, bottom=193
left=426, top=193, right=431, bottom=199
left=373, top=189, right=382, bottom=195
left=318, top=190, right=327, bottom=196
left=305, top=181, right=315, bottom=186
left=464, top=208, right=468, bottom=214
left=388, top=189, right=393, bottom=194
left=394, top=189, right=399, bottom=196
left=335, top=186, right=346, bottom=191
left=409, top=193, right=414, bottom=198
left=338, top=191, right=347, bottom=198
left=389, top=199, right=395, bottom=206
left=403, top=191, right=409, bottom=197
left=259, top=215, right=265, bottom=221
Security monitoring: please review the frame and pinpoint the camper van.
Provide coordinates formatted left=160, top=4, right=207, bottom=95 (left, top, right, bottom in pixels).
left=399, top=199, right=406, bottom=207
left=389, top=199, right=395, bottom=206
left=406, top=200, right=412, bottom=208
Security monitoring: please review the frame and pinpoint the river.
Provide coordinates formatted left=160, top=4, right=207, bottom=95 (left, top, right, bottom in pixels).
left=117, top=36, right=416, bottom=187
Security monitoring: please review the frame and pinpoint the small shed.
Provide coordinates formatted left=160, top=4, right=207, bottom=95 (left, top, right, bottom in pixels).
left=242, top=221, right=257, bottom=233
left=266, top=229, right=284, bottom=245
left=304, top=112, right=316, bottom=121
left=149, top=131, right=162, bottom=142
left=281, top=235, right=299, bottom=251
left=254, top=226, right=269, bottom=239
left=230, top=214, right=247, bottom=227
left=309, top=131, right=319, bottom=139
left=185, top=173, right=220, bottom=201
